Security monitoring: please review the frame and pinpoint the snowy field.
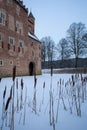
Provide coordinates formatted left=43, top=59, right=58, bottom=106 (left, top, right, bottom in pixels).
left=0, top=72, right=87, bottom=130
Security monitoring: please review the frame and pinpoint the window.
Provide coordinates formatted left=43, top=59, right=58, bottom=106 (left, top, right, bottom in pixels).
left=16, top=5, right=20, bottom=16
left=0, top=12, right=6, bottom=25
left=0, top=33, right=4, bottom=48
left=9, top=37, right=14, bottom=45
left=0, top=60, right=3, bottom=66
left=19, top=41, right=23, bottom=47
left=18, top=40, right=24, bottom=53
left=8, top=0, right=13, bottom=4
left=8, top=15, right=14, bottom=31
left=9, top=37, right=15, bottom=50
left=16, top=21, right=23, bottom=35
left=9, top=60, right=13, bottom=65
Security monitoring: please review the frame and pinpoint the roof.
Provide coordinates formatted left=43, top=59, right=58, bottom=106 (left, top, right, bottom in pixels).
left=28, top=11, right=35, bottom=19
left=28, top=32, right=41, bottom=43
left=15, top=0, right=28, bottom=13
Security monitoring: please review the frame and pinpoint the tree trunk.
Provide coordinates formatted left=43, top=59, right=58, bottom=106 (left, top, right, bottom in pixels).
left=75, top=57, right=78, bottom=68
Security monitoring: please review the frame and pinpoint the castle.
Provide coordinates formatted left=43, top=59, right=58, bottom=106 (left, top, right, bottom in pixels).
left=0, top=0, right=41, bottom=77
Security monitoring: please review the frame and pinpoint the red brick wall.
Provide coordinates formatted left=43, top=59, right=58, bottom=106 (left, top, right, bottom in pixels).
left=0, top=0, right=41, bottom=77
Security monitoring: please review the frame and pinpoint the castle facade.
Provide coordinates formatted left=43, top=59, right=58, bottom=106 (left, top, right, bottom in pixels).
left=0, top=0, right=41, bottom=77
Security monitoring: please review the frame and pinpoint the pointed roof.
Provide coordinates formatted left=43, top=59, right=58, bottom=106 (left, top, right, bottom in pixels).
left=28, top=11, right=35, bottom=19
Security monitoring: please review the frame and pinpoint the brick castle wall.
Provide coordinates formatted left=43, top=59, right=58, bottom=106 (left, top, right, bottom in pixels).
left=0, top=0, right=41, bottom=77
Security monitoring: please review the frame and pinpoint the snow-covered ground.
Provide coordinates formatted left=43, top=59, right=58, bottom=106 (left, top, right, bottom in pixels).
left=0, top=73, right=87, bottom=130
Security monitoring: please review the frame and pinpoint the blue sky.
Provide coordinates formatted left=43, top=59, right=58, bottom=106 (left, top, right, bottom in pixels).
left=23, top=0, right=87, bottom=44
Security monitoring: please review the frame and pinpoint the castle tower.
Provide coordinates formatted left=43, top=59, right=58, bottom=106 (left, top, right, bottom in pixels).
left=28, top=11, right=35, bottom=34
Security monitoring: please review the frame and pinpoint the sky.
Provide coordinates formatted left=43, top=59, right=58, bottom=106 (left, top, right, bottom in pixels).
left=23, top=0, right=87, bottom=44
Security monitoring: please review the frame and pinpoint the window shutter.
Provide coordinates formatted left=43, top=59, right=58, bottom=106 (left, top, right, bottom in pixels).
left=8, top=43, right=10, bottom=50
left=18, top=47, right=20, bottom=52
left=2, top=41, right=4, bottom=48
left=20, top=29, right=21, bottom=34
left=15, top=27, right=17, bottom=31
left=5, top=20, right=7, bottom=26
left=13, top=45, right=15, bottom=51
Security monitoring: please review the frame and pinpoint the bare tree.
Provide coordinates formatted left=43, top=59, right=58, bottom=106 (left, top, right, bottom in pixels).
left=67, top=22, right=87, bottom=67
left=41, top=36, right=56, bottom=67
left=57, top=38, right=70, bottom=61
left=82, top=33, right=87, bottom=48
left=46, top=36, right=56, bottom=64
left=41, top=38, right=47, bottom=68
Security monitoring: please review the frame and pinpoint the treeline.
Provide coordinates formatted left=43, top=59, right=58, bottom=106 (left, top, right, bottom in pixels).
left=41, top=58, right=87, bottom=69
left=41, top=22, right=87, bottom=68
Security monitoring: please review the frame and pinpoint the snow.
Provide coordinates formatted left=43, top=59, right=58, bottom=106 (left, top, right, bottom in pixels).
left=0, top=72, right=87, bottom=130
left=28, top=32, right=40, bottom=41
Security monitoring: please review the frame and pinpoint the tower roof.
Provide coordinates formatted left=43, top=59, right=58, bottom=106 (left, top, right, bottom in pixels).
left=28, top=11, right=35, bottom=19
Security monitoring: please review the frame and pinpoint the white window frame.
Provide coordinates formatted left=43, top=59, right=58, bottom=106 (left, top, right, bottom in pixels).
left=16, top=21, right=23, bottom=35
left=16, top=22, right=20, bottom=33
left=18, top=40, right=24, bottom=53
left=9, top=37, right=14, bottom=49
left=19, top=41, right=23, bottom=48
left=9, top=37, right=14, bottom=45
left=16, top=5, right=20, bottom=16
left=0, top=11, right=6, bottom=26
